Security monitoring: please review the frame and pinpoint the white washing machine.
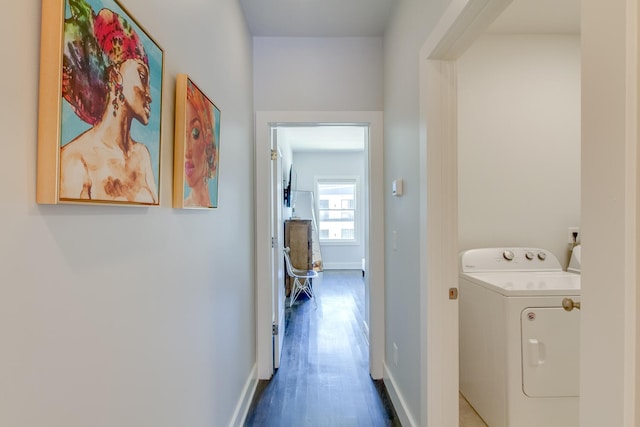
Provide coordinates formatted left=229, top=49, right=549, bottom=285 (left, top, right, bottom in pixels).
left=459, top=247, right=581, bottom=427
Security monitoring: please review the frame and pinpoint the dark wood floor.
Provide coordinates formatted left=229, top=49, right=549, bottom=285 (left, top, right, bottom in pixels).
left=245, top=270, right=399, bottom=427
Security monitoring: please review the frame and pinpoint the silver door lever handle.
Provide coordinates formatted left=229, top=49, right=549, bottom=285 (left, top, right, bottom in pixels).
left=562, top=297, right=581, bottom=311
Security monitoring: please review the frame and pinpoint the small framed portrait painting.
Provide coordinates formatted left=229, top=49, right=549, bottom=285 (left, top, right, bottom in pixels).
left=173, top=74, right=221, bottom=209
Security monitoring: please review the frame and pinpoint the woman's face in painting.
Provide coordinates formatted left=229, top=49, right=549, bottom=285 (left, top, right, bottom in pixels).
left=185, top=100, right=209, bottom=189
left=120, top=58, right=152, bottom=125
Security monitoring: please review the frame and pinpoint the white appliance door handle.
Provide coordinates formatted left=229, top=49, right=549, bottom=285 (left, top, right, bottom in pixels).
left=528, top=338, right=546, bottom=366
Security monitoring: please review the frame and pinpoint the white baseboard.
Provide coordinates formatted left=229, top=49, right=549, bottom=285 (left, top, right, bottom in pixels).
left=229, top=364, right=258, bottom=427
left=322, top=262, right=362, bottom=270
left=383, top=363, right=418, bottom=427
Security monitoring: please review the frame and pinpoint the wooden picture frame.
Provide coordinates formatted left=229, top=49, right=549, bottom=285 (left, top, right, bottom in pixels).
left=37, top=0, right=164, bottom=206
left=173, top=74, right=221, bottom=209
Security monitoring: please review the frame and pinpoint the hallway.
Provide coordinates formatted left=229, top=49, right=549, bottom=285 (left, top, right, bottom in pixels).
left=245, top=270, right=398, bottom=426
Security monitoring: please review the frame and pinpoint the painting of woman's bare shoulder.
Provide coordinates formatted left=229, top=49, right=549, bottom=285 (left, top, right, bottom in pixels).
left=60, top=131, right=158, bottom=203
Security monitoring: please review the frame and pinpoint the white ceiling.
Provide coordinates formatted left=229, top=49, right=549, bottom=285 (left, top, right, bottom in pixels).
left=247, top=0, right=580, bottom=152
left=239, top=0, right=396, bottom=37
left=240, top=0, right=579, bottom=38
left=487, top=0, right=580, bottom=34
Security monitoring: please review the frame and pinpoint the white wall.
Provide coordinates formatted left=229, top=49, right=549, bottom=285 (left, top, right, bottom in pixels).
left=292, top=151, right=366, bottom=269
left=457, top=34, right=581, bottom=267
left=1, top=2, right=254, bottom=426
left=383, top=0, right=452, bottom=424
left=254, top=36, right=383, bottom=265
left=253, top=37, right=383, bottom=111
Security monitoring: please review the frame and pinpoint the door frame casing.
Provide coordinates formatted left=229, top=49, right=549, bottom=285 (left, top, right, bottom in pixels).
left=417, top=0, right=514, bottom=425
left=254, top=110, right=384, bottom=380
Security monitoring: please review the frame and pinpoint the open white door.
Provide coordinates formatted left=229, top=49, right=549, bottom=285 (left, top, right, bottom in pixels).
left=270, top=130, right=286, bottom=369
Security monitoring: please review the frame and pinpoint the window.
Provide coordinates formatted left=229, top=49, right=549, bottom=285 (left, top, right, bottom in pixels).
left=316, top=179, right=357, bottom=243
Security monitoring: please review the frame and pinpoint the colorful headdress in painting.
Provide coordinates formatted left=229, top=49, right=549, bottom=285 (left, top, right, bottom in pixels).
left=93, top=8, right=148, bottom=68
left=62, top=0, right=148, bottom=125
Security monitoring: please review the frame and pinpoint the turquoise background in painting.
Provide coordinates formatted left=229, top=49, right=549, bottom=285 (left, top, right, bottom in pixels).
left=60, top=0, right=163, bottom=189
left=183, top=106, right=221, bottom=208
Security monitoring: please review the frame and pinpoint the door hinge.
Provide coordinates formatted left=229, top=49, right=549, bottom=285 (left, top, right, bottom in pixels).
left=271, top=237, right=278, bottom=248
left=272, top=323, right=279, bottom=336
left=271, top=149, right=277, bottom=160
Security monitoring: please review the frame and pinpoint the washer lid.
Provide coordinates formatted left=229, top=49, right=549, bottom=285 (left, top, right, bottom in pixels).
left=461, top=271, right=581, bottom=296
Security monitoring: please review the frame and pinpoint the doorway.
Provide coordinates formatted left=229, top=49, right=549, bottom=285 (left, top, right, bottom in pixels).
left=255, top=111, right=384, bottom=380
left=420, top=0, right=640, bottom=426
left=456, top=22, right=581, bottom=427
left=275, top=124, right=367, bottom=370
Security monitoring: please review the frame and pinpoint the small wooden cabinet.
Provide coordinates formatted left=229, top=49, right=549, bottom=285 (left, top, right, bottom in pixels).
left=284, top=219, right=312, bottom=296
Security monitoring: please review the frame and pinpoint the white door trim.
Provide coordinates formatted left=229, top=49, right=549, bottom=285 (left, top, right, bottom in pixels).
left=418, top=0, right=513, bottom=425
left=581, top=1, right=638, bottom=424
left=255, top=110, right=385, bottom=379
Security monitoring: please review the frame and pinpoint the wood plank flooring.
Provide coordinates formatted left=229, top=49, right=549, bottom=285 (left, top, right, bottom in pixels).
left=245, top=270, right=399, bottom=427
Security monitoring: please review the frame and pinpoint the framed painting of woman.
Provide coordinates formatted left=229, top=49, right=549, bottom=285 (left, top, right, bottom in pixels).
left=173, top=74, right=221, bottom=209
left=37, top=0, right=164, bottom=206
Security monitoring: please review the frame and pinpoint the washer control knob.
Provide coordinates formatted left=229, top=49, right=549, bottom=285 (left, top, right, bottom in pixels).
left=503, top=250, right=514, bottom=261
left=525, top=251, right=534, bottom=260
left=537, top=251, right=547, bottom=261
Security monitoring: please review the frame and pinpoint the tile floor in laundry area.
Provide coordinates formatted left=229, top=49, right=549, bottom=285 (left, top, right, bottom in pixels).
left=459, top=394, right=488, bottom=427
